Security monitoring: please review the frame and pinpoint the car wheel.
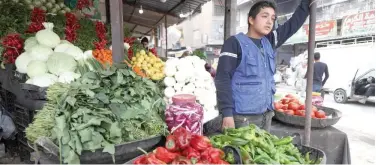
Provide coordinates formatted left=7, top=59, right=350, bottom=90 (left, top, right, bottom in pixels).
left=334, top=89, right=348, bottom=103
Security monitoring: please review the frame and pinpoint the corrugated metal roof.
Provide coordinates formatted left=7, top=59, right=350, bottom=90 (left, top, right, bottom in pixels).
left=122, top=0, right=210, bottom=36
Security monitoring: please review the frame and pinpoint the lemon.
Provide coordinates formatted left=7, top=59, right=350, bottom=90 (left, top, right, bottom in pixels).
left=136, top=53, right=141, bottom=57
left=140, top=50, right=146, bottom=55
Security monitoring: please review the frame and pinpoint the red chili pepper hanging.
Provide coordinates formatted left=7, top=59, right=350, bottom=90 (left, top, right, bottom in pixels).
left=26, top=8, right=46, bottom=34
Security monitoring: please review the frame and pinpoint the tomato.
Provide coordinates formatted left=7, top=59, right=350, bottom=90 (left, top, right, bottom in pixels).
left=281, top=104, right=288, bottom=110
left=315, top=110, right=326, bottom=118
left=298, top=104, right=305, bottom=110
left=281, top=98, right=290, bottom=104
left=288, top=103, right=300, bottom=111
left=274, top=102, right=282, bottom=110
left=312, top=106, right=318, bottom=112
left=276, top=109, right=284, bottom=113
left=311, top=112, right=316, bottom=118
left=284, top=110, right=295, bottom=115
left=294, top=110, right=305, bottom=116
left=290, top=99, right=300, bottom=104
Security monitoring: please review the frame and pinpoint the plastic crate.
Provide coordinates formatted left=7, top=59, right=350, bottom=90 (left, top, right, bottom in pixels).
left=13, top=104, right=35, bottom=129
left=0, top=85, right=16, bottom=114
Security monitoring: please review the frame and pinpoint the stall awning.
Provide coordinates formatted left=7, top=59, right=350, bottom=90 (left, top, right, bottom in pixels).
left=122, top=0, right=210, bottom=36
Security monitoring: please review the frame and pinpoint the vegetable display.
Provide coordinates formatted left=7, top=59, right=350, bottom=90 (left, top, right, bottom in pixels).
left=130, top=49, right=165, bottom=81
left=22, top=0, right=71, bottom=14
left=25, top=63, right=167, bottom=164
left=274, top=94, right=327, bottom=119
left=134, top=128, right=229, bottom=164
left=163, top=56, right=218, bottom=123
left=210, top=124, right=322, bottom=164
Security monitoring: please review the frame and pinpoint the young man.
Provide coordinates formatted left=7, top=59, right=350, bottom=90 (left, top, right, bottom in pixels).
left=215, top=0, right=310, bottom=131
left=312, top=52, right=329, bottom=92
left=141, top=37, right=149, bottom=49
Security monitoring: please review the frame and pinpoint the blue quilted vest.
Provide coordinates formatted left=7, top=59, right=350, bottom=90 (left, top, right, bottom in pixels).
left=232, top=33, right=276, bottom=115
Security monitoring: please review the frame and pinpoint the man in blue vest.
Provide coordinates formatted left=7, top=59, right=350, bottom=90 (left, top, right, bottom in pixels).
left=215, top=0, right=310, bottom=131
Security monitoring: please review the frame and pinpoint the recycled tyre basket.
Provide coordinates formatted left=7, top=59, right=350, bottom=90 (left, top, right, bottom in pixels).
left=20, top=83, right=48, bottom=100
left=40, top=135, right=164, bottom=164
left=274, top=105, right=342, bottom=128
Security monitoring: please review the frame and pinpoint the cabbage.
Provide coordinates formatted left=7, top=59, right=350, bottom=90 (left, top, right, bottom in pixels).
left=36, top=22, right=60, bottom=48
left=24, top=37, right=39, bottom=52
left=15, top=52, right=33, bottom=74
left=27, top=60, right=48, bottom=78
left=31, top=74, right=58, bottom=87
left=58, top=72, right=81, bottom=84
left=29, top=45, right=53, bottom=61
left=47, top=52, right=77, bottom=76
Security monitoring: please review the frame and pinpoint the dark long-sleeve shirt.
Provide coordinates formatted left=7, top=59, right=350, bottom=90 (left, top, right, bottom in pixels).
left=215, top=0, right=310, bottom=117
left=313, top=62, right=329, bottom=86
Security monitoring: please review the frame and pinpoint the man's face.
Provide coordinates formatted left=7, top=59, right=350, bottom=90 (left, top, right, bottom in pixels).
left=249, top=7, right=276, bottom=36
left=142, top=42, right=148, bottom=48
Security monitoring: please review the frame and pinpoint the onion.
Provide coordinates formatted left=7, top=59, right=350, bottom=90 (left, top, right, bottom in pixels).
left=49, top=0, right=56, bottom=4
left=41, top=6, right=47, bottom=11
left=54, top=4, right=61, bottom=10
left=28, top=5, right=34, bottom=10
left=40, top=0, right=46, bottom=3
left=59, top=2, right=64, bottom=8
left=24, top=0, right=32, bottom=4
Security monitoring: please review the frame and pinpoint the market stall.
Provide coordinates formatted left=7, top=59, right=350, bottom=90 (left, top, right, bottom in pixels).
left=0, top=0, right=351, bottom=164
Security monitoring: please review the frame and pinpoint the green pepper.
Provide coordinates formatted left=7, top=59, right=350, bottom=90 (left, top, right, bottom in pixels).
left=286, top=155, right=299, bottom=162
left=239, top=146, right=253, bottom=164
left=248, top=143, right=256, bottom=159
left=210, top=135, right=232, bottom=148
left=224, top=128, right=242, bottom=137
left=279, top=153, right=291, bottom=164
left=273, top=136, right=293, bottom=146
left=255, top=138, right=272, bottom=154
left=241, top=130, right=256, bottom=141
left=230, top=137, right=249, bottom=146
left=288, top=161, right=301, bottom=165
left=253, top=155, right=272, bottom=164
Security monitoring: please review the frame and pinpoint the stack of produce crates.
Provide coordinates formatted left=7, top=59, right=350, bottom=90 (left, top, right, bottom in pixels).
left=0, top=84, right=35, bottom=162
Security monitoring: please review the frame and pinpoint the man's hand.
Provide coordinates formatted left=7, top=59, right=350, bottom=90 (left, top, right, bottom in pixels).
left=222, top=117, right=235, bottom=130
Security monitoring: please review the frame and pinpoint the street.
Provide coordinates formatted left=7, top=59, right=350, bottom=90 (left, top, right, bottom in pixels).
left=277, top=85, right=375, bottom=164
left=324, top=94, right=375, bottom=164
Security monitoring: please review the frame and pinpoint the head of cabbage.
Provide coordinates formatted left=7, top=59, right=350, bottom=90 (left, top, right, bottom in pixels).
left=47, top=52, right=77, bottom=76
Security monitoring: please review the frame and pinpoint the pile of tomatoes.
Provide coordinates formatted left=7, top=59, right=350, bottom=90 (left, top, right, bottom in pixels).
left=274, top=94, right=327, bottom=119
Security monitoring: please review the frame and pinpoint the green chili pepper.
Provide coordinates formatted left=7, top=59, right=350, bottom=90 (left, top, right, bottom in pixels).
left=230, top=137, right=249, bottom=146
left=248, top=143, right=256, bottom=159
left=273, top=136, right=293, bottom=146
left=239, top=146, right=253, bottom=163
left=253, top=155, right=272, bottom=164
left=224, top=128, right=242, bottom=137
left=286, top=155, right=299, bottom=162
left=279, top=153, right=291, bottom=164
left=305, top=152, right=311, bottom=164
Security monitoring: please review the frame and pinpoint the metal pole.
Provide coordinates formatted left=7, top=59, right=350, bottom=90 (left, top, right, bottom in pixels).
left=303, top=0, right=317, bottom=146
left=165, top=16, right=168, bottom=58
left=110, top=0, right=125, bottom=63
left=224, top=0, right=231, bottom=40
left=105, top=0, right=110, bottom=24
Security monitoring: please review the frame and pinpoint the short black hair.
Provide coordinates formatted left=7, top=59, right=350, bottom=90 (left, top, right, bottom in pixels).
left=248, top=0, right=276, bottom=28
left=314, top=52, right=320, bottom=60
left=141, top=37, right=149, bottom=43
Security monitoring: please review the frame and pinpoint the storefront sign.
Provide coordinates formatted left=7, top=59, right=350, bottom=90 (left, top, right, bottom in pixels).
left=303, top=20, right=337, bottom=39
left=284, top=20, right=337, bottom=44
left=341, top=10, right=375, bottom=37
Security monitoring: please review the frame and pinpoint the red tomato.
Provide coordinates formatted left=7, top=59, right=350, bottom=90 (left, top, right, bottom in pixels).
left=299, top=104, right=305, bottom=110
left=288, top=103, right=300, bottom=111
left=281, top=98, right=290, bottom=104
left=282, top=104, right=288, bottom=110
left=311, top=112, right=316, bottom=118
left=284, top=110, right=295, bottom=115
left=276, top=109, right=284, bottom=113
left=294, top=110, right=305, bottom=116
left=312, top=106, right=318, bottom=112
left=290, top=99, right=300, bottom=104
left=274, top=102, right=282, bottom=110
left=315, top=110, right=326, bottom=118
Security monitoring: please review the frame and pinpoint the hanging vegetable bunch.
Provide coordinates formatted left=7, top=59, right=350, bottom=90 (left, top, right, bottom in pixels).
left=1, top=33, right=24, bottom=64
left=134, top=127, right=229, bottom=164
left=92, top=21, right=112, bottom=66
left=26, top=7, right=46, bottom=34
left=124, top=37, right=137, bottom=60
left=64, top=12, right=80, bottom=42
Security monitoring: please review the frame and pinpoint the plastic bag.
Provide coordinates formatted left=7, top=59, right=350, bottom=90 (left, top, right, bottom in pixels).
left=165, top=94, right=204, bottom=135
left=0, top=106, right=16, bottom=140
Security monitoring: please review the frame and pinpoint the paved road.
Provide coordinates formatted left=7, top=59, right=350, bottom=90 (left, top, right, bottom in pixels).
left=277, top=85, right=375, bottom=164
